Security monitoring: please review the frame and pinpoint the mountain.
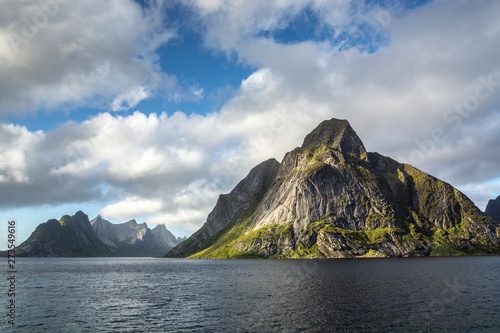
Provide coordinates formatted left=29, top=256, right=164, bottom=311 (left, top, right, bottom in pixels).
left=2, top=212, right=184, bottom=257
left=14, top=211, right=113, bottom=257
left=485, top=196, right=500, bottom=222
left=166, top=119, right=500, bottom=258
left=90, top=215, right=182, bottom=256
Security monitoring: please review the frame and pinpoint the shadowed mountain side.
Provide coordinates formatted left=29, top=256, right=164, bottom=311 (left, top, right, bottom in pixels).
left=13, top=211, right=113, bottom=257
left=485, top=196, right=500, bottom=222
left=166, top=158, right=281, bottom=258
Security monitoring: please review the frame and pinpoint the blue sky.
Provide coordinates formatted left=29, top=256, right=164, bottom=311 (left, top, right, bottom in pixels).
left=1, top=0, right=500, bottom=249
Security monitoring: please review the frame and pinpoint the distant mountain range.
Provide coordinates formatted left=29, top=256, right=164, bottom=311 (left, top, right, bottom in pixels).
left=90, top=215, right=185, bottom=256
left=485, top=196, right=500, bottom=222
left=7, top=211, right=185, bottom=257
left=166, top=118, right=500, bottom=258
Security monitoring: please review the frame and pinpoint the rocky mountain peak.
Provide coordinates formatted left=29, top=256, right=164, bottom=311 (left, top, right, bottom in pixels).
left=301, top=118, right=367, bottom=160
left=153, top=224, right=166, bottom=231
left=60, top=211, right=90, bottom=228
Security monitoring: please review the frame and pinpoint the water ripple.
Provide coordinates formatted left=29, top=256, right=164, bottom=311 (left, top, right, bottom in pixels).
left=0, top=256, right=499, bottom=332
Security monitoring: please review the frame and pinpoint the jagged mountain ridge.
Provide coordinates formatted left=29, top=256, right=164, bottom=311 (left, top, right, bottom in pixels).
left=14, top=211, right=112, bottom=257
left=485, top=196, right=500, bottom=222
left=90, top=215, right=184, bottom=256
left=166, top=119, right=500, bottom=258
left=7, top=212, right=184, bottom=257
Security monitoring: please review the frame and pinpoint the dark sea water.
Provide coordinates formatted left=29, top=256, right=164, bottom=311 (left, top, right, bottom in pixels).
left=1, top=256, right=499, bottom=332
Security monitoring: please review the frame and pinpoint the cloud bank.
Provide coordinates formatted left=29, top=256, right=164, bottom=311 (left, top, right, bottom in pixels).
left=0, top=0, right=176, bottom=115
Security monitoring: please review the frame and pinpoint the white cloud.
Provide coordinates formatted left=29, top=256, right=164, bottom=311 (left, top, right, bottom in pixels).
left=0, top=0, right=174, bottom=114
left=43, top=111, right=209, bottom=183
left=0, top=124, right=43, bottom=183
left=240, top=68, right=277, bottom=94
left=101, top=197, right=164, bottom=219
left=111, top=86, right=150, bottom=111
left=149, top=208, right=209, bottom=232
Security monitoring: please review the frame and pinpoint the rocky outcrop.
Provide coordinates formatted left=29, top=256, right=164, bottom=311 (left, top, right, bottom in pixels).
left=485, top=196, right=500, bottom=222
left=91, top=216, right=182, bottom=256
left=15, top=211, right=113, bottom=257
left=166, top=118, right=500, bottom=258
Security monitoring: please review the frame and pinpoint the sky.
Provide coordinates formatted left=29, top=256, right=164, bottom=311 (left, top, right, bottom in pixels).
left=1, top=0, right=499, bottom=249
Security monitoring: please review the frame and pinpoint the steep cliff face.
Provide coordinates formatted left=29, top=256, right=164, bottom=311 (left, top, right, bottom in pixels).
left=16, top=211, right=112, bottom=257
left=485, top=196, right=500, bottom=222
left=167, top=119, right=500, bottom=258
left=166, top=158, right=281, bottom=257
left=91, top=216, right=181, bottom=256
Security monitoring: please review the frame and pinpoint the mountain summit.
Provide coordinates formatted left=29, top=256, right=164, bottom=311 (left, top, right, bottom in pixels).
left=301, top=119, right=367, bottom=161
left=166, top=118, right=500, bottom=258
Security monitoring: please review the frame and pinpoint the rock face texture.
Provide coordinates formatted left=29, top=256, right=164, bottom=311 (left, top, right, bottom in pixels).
left=485, top=196, right=500, bottom=222
left=166, top=119, right=500, bottom=258
left=15, top=211, right=112, bottom=257
left=91, top=216, right=182, bottom=256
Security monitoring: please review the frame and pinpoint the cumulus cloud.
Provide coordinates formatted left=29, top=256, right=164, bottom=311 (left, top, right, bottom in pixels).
left=149, top=208, right=210, bottom=232
left=0, top=0, right=175, bottom=115
left=111, top=86, right=151, bottom=112
left=101, top=197, right=164, bottom=220
left=0, top=123, right=43, bottom=183
left=0, top=109, right=262, bottom=228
